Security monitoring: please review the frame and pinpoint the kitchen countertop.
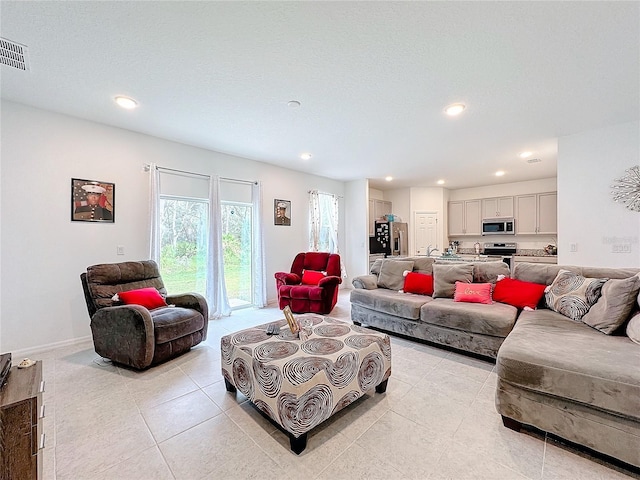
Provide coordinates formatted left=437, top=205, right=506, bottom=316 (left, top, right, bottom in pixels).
left=457, top=248, right=557, bottom=257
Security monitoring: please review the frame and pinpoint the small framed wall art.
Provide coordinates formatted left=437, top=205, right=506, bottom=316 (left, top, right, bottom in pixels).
left=274, top=199, right=291, bottom=226
left=71, top=178, right=115, bottom=222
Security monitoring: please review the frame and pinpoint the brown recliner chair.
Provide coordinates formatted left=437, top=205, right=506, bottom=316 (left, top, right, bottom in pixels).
left=274, top=252, right=342, bottom=314
left=80, top=260, right=208, bottom=370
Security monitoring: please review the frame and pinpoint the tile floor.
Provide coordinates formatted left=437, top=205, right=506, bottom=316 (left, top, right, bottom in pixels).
left=34, top=292, right=639, bottom=479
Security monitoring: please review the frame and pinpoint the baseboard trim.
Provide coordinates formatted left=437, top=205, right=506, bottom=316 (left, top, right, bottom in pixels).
left=12, top=335, right=92, bottom=358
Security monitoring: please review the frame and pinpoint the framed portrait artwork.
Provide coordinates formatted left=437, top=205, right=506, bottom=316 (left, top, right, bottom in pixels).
left=71, top=178, right=115, bottom=222
left=274, top=199, right=291, bottom=226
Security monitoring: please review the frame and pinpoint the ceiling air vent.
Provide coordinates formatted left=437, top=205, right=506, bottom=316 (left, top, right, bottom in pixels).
left=0, top=37, right=30, bottom=71
left=526, top=158, right=542, bottom=164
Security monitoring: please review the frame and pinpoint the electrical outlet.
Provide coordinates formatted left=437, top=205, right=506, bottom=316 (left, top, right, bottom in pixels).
left=117, top=245, right=125, bottom=255
left=570, top=243, right=578, bottom=252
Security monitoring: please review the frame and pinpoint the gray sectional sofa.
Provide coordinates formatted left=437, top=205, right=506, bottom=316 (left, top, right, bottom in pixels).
left=350, top=257, right=640, bottom=468
left=351, top=256, right=514, bottom=358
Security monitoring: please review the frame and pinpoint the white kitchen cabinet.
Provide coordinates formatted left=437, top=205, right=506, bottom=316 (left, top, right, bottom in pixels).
left=515, top=192, right=557, bottom=235
left=537, top=192, right=557, bottom=235
left=369, top=199, right=392, bottom=236
left=482, top=196, right=514, bottom=218
left=448, top=199, right=481, bottom=235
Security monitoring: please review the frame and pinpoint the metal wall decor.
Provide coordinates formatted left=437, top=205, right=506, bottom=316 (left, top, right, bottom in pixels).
left=611, top=165, right=640, bottom=212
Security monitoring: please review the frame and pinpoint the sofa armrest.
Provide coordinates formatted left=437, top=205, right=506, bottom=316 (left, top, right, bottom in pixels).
left=352, top=274, right=378, bottom=290
left=275, top=272, right=301, bottom=287
left=166, top=292, right=209, bottom=340
left=166, top=293, right=208, bottom=318
left=90, top=304, right=155, bottom=369
left=318, top=275, right=342, bottom=288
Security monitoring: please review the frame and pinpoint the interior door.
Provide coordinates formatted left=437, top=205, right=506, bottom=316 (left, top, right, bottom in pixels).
left=414, top=212, right=438, bottom=255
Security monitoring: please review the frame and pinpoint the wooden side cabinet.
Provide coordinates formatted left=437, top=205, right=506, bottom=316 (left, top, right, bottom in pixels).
left=0, top=361, right=44, bottom=480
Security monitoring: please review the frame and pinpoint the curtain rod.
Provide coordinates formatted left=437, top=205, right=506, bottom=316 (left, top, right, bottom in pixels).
left=148, top=165, right=257, bottom=184
left=308, top=190, right=344, bottom=199
left=220, top=177, right=258, bottom=186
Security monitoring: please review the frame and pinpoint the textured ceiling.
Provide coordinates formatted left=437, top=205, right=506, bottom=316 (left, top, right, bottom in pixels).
left=1, top=1, right=638, bottom=190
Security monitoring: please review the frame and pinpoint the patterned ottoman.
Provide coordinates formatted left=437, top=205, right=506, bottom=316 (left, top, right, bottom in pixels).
left=221, top=315, right=391, bottom=454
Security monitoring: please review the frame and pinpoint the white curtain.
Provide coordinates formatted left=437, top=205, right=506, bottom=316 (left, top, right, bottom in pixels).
left=309, top=189, right=321, bottom=251
left=308, top=190, right=347, bottom=278
left=207, top=175, right=231, bottom=318
left=148, top=163, right=161, bottom=263
left=252, top=181, right=267, bottom=307
left=327, top=193, right=347, bottom=278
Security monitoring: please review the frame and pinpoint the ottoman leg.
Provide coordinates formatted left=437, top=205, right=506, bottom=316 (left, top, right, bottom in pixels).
left=375, top=379, right=389, bottom=393
left=289, top=433, right=308, bottom=455
left=224, top=378, right=237, bottom=393
left=501, top=415, right=522, bottom=432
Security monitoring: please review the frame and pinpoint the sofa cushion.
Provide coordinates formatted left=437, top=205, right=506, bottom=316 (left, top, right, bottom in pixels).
left=472, top=261, right=510, bottom=284
left=453, top=282, right=492, bottom=304
left=497, top=309, right=640, bottom=421
left=626, top=312, right=640, bottom=345
left=493, top=277, right=547, bottom=310
left=378, top=259, right=415, bottom=291
left=406, top=256, right=435, bottom=274
left=432, top=263, right=474, bottom=298
left=152, top=307, right=205, bottom=344
left=544, top=270, right=607, bottom=321
left=582, top=273, right=640, bottom=334
left=350, top=288, right=431, bottom=320
left=420, top=298, right=517, bottom=337
left=402, top=272, right=433, bottom=296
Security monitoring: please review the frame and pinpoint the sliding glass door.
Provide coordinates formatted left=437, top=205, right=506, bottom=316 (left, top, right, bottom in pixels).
left=221, top=202, right=253, bottom=309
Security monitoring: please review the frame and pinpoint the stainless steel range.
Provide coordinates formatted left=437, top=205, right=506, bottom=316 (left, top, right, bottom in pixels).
left=483, top=242, right=517, bottom=269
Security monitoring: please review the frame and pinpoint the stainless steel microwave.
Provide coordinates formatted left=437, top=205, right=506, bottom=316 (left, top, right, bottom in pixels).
left=482, top=218, right=515, bottom=235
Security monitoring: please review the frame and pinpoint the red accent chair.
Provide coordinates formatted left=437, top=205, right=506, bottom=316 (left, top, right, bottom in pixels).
left=275, top=252, right=342, bottom=314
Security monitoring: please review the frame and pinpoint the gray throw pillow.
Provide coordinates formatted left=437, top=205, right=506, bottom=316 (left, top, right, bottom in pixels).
left=626, top=312, right=640, bottom=345
left=370, top=258, right=384, bottom=275
left=377, top=260, right=415, bottom=291
left=473, top=261, right=510, bottom=284
left=432, top=263, right=474, bottom=298
left=582, top=273, right=640, bottom=334
left=544, top=269, right=607, bottom=322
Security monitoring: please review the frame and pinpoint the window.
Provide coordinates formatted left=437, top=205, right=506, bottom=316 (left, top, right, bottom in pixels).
left=159, top=196, right=208, bottom=295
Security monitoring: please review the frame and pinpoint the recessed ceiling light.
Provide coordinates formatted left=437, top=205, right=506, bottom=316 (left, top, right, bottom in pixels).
left=385, top=176, right=393, bottom=182
left=444, top=103, right=466, bottom=116
left=288, top=100, right=301, bottom=108
left=437, top=179, right=445, bottom=185
left=114, top=96, right=138, bottom=109
left=300, top=153, right=312, bottom=160
left=519, top=151, right=533, bottom=158
left=495, top=170, right=505, bottom=177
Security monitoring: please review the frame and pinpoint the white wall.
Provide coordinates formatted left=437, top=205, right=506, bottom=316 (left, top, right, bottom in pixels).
left=448, top=178, right=557, bottom=201
left=0, top=101, right=349, bottom=353
left=558, top=121, right=640, bottom=267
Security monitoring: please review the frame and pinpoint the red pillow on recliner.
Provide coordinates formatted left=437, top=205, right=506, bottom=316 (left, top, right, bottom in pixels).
left=301, top=270, right=326, bottom=285
left=117, top=287, right=168, bottom=309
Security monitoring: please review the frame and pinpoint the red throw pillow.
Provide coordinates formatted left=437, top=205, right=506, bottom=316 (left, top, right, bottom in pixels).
left=453, top=282, right=493, bottom=304
left=301, top=270, right=326, bottom=285
left=118, top=287, right=168, bottom=309
left=493, top=277, right=546, bottom=309
left=403, top=272, right=434, bottom=296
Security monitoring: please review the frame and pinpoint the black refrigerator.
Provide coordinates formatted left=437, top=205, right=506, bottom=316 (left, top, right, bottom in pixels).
left=370, top=221, right=408, bottom=256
